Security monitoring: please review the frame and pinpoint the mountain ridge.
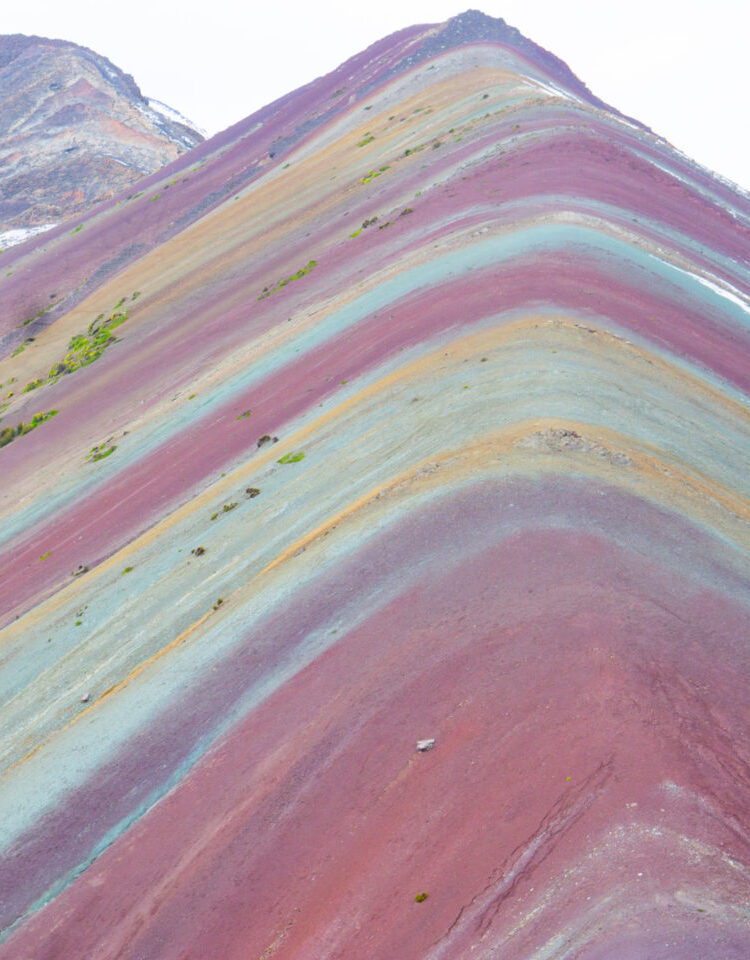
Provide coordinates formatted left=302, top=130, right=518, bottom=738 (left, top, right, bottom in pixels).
left=0, top=10, right=749, bottom=959
left=2, top=9, right=744, bottom=347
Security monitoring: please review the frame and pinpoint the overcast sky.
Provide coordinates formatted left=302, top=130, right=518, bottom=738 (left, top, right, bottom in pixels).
left=4, top=0, right=749, bottom=191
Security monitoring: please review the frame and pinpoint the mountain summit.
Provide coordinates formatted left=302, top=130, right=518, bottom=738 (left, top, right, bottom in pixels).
left=0, top=33, right=203, bottom=244
left=0, top=10, right=749, bottom=960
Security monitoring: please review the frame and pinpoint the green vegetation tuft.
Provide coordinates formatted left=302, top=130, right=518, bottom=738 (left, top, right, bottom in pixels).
left=210, top=501, right=239, bottom=520
left=257, top=260, right=317, bottom=300
left=359, top=167, right=390, bottom=184
left=23, top=303, right=130, bottom=395
left=0, top=410, right=58, bottom=449
left=86, top=443, right=116, bottom=463
left=277, top=451, right=305, bottom=464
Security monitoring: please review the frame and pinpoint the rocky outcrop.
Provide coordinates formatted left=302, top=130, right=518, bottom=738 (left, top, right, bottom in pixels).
left=0, top=34, right=203, bottom=239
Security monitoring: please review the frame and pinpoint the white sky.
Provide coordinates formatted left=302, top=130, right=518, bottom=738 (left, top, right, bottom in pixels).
left=4, top=0, right=749, bottom=191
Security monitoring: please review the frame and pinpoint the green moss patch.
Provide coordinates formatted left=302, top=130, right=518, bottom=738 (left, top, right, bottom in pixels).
left=277, top=451, right=305, bottom=464
left=0, top=409, right=58, bottom=449
left=257, top=260, right=317, bottom=300
left=24, top=306, right=129, bottom=394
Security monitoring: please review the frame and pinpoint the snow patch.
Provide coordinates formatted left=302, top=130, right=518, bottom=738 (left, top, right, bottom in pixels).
left=528, top=78, right=579, bottom=102
left=147, top=99, right=206, bottom=137
left=0, top=223, right=57, bottom=249
left=614, top=116, right=643, bottom=132
left=671, top=264, right=750, bottom=315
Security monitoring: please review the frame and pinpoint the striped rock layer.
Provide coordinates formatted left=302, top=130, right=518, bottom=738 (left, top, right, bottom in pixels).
left=0, top=10, right=749, bottom=959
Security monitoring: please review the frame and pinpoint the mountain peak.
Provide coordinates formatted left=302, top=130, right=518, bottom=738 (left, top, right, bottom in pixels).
left=420, top=8, right=629, bottom=118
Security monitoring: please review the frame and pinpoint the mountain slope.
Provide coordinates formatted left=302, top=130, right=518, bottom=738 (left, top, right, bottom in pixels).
left=0, top=10, right=749, bottom=960
left=0, top=33, right=203, bottom=242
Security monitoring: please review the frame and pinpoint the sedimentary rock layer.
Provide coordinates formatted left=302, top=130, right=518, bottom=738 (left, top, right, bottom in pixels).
left=0, top=11, right=749, bottom=959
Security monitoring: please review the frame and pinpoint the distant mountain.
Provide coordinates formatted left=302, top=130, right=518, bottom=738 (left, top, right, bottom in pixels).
left=0, top=34, right=203, bottom=244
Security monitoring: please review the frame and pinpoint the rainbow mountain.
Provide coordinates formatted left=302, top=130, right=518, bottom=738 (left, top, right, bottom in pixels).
left=1, top=10, right=749, bottom=959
